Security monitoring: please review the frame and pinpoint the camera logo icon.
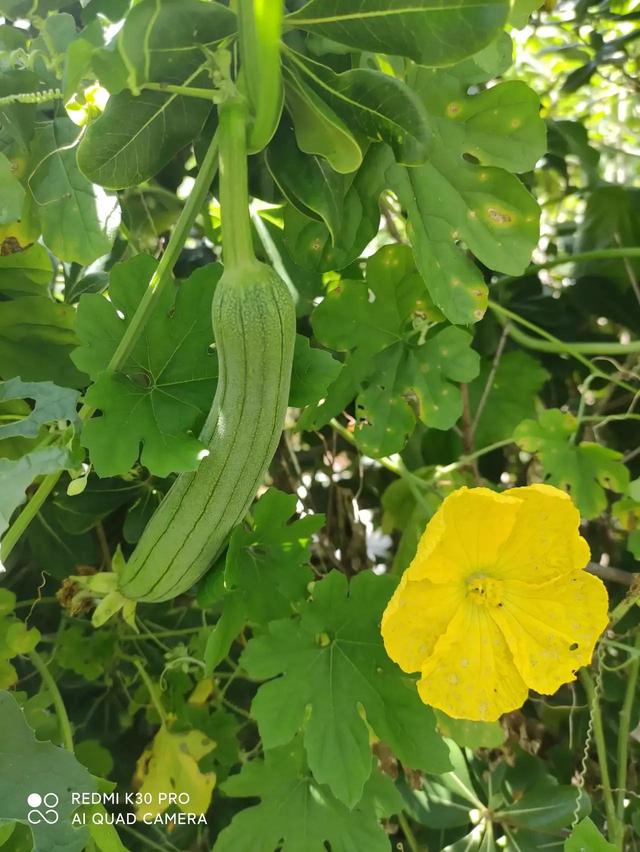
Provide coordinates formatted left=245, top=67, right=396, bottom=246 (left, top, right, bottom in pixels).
left=27, top=793, right=59, bottom=825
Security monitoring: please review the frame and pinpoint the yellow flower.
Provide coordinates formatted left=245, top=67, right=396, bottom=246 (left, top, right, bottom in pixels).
left=381, top=484, right=609, bottom=722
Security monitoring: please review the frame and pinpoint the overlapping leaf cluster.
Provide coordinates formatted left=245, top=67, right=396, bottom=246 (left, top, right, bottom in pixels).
left=1, top=1, right=639, bottom=851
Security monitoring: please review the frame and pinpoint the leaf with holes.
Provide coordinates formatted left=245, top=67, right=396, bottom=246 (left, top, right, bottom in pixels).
left=72, top=257, right=219, bottom=477
left=0, top=447, right=71, bottom=544
left=514, top=409, right=630, bottom=519
left=241, top=569, right=451, bottom=808
left=0, top=377, right=79, bottom=440
left=387, top=56, right=544, bottom=325
left=299, top=244, right=479, bottom=457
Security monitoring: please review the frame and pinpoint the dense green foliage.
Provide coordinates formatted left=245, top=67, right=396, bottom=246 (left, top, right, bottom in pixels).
left=0, top=0, right=639, bottom=850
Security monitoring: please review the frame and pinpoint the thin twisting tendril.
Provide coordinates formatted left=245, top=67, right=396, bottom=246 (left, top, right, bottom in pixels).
left=572, top=642, right=606, bottom=829
left=0, top=88, right=62, bottom=106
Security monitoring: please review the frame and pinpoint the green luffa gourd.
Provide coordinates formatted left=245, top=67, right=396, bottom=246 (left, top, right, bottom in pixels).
left=119, top=97, right=295, bottom=602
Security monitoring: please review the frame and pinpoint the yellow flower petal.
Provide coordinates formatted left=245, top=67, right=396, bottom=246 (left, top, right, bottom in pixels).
left=492, top=571, right=609, bottom=695
left=381, top=576, right=465, bottom=673
left=417, top=601, right=528, bottom=722
left=496, top=484, right=590, bottom=582
left=405, top=487, right=521, bottom=584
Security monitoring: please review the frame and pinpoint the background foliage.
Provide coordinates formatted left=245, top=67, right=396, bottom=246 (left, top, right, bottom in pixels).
left=0, top=0, right=639, bottom=850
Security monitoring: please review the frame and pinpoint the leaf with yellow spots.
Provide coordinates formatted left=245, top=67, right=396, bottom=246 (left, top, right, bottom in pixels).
left=133, top=726, right=216, bottom=820
left=387, top=50, right=545, bottom=325
left=298, top=244, right=479, bottom=457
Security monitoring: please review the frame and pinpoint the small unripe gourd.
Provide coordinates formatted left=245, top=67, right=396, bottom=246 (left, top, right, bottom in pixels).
left=119, top=95, right=295, bottom=603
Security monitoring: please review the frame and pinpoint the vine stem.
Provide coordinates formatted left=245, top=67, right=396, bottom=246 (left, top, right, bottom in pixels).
left=218, top=95, right=255, bottom=267
left=330, top=418, right=512, bottom=486
left=496, top=246, right=640, bottom=286
left=29, top=650, right=74, bottom=752
left=609, top=576, right=640, bottom=626
left=490, top=300, right=640, bottom=358
left=127, top=656, right=168, bottom=726
left=0, top=131, right=220, bottom=565
left=616, top=632, right=640, bottom=829
left=579, top=667, right=624, bottom=847
left=398, top=811, right=420, bottom=852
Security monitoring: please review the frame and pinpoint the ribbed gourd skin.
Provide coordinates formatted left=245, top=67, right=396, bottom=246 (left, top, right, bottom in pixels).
left=119, top=262, right=296, bottom=602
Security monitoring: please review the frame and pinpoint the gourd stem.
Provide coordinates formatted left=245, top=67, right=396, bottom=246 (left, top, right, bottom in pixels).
left=218, top=97, right=255, bottom=268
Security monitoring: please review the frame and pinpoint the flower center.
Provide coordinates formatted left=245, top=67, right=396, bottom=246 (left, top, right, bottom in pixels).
left=466, top=575, right=503, bottom=608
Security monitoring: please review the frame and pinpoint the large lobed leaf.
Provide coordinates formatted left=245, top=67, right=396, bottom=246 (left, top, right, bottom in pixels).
left=241, top=569, right=451, bottom=808
left=216, top=741, right=402, bottom=852
left=73, top=257, right=219, bottom=477
left=299, top=245, right=480, bottom=456
left=515, top=408, right=630, bottom=519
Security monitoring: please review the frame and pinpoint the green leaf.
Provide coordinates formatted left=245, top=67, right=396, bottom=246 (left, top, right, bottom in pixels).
left=0, top=153, right=25, bottom=225
left=514, top=409, right=630, bottom=519
left=28, top=118, right=119, bottom=265
left=435, top=711, right=505, bottom=749
left=74, top=740, right=114, bottom=778
left=282, top=143, right=386, bottom=273
left=468, top=351, right=549, bottom=446
left=0, top=69, right=38, bottom=148
left=497, top=784, right=590, bottom=832
left=203, top=592, right=247, bottom=673
left=0, top=447, right=70, bottom=545
left=224, top=488, right=324, bottom=625
left=284, top=49, right=431, bottom=166
left=56, top=624, right=117, bottom=682
left=301, top=245, right=480, bottom=456
left=78, top=0, right=235, bottom=188
left=509, top=0, right=543, bottom=28
left=61, top=22, right=104, bottom=101
left=0, top=296, right=86, bottom=388
left=73, top=258, right=219, bottom=477
left=77, top=87, right=212, bottom=189
left=267, top=122, right=352, bottom=241
left=0, top=690, right=96, bottom=852
left=548, top=119, right=599, bottom=179
left=0, top=378, right=79, bottom=440
left=564, top=818, right=616, bottom=851
left=24, top=503, right=98, bottom=579
left=387, top=63, right=543, bottom=325
left=284, top=66, right=363, bottom=174
left=0, top=590, right=40, bottom=689
left=0, top=244, right=53, bottom=298
left=289, top=334, right=341, bottom=408
left=242, top=569, right=451, bottom=808
left=53, top=476, right=146, bottom=535
left=113, top=0, right=236, bottom=92
left=287, top=0, right=510, bottom=67
left=215, top=740, right=402, bottom=852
